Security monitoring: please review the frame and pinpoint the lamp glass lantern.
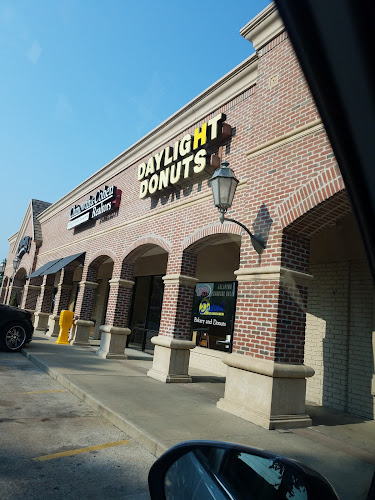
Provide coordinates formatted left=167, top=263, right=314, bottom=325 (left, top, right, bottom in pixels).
left=208, top=161, right=239, bottom=216
left=13, top=257, right=20, bottom=272
left=0, top=263, right=5, bottom=274
left=208, top=160, right=265, bottom=254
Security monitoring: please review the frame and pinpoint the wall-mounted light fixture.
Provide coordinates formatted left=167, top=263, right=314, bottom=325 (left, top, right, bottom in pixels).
left=208, top=161, right=265, bottom=254
left=13, top=256, right=20, bottom=272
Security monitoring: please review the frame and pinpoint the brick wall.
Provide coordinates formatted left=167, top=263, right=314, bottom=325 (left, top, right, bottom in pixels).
left=6, top=31, right=348, bottom=366
left=348, top=261, right=375, bottom=419
left=305, top=260, right=374, bottom=419
left=3, top=205, right=40, bottom=293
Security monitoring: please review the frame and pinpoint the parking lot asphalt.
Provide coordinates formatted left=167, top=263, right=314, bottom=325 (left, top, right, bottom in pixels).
left=0, top=350, right=155, bottom=499
left=19, top=334, right=375, bottom=500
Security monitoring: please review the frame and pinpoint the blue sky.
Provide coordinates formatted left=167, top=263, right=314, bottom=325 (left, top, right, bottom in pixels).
left=0, top=0, right=269, bottom=259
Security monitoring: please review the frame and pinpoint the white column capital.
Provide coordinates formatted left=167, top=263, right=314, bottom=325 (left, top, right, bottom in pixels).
left=162, top=274, right=198, bottom=288
left=235, top=266, right=313, bottom=286
left=108, top=278, right=135, bottom=289
left=79, top=280, right=98, bottom=289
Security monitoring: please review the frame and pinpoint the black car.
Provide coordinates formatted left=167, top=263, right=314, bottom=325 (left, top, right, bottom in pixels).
left=0, top=304, right=34, bottom=352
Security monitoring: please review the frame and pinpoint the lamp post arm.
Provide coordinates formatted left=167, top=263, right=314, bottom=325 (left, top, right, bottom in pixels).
left=220, top=213, right=265, bottom=253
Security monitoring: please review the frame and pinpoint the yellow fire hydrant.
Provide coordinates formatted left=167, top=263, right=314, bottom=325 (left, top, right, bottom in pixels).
left=56, top=310, right=74, bottom=345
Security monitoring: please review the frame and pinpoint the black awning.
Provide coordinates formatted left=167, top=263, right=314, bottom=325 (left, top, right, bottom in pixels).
left=44, top=252, right=85, bottom=275
left=27, top=259, right=62, bottom=279
left=27, top=252, right=85, bottom=279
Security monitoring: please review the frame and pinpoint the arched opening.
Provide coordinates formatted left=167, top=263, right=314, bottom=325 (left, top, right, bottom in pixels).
left=185, top=232, right=241, bottom=375
left=283, top=190, right=374, bottom=420
left=0, top=276, right=9, bottom=303
left=126, top=244, right=169, bottom=353
left=10, top=268, right=27, bottom=307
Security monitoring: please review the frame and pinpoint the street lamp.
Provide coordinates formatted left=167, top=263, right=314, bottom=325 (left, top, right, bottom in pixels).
left=0, top=262, right=5, bottom=275
left=208, top=161, right=265, bottom=254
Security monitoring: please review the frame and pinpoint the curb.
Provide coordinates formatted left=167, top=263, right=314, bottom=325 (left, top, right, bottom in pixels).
left=21, top=349, right=168, bottom=458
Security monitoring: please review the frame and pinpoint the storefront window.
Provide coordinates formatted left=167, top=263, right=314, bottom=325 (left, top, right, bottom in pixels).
left=128, top=275, right=164, bottom=352
left=191, top=281, right=237, bottom=352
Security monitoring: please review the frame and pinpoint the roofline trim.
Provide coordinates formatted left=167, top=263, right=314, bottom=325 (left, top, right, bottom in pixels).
left=240, top=2, right=285, bottom=51
left=37, top=53, right=258, bottom=224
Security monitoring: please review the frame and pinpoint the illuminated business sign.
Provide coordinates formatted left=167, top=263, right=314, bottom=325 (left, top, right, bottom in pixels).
left=137, top=113, right=229, bottom=198
left=67, top=185, right=122, bottom=230
left=17, top=236, right=31, bottom=258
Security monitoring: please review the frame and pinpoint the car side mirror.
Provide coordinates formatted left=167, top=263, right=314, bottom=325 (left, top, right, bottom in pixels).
left=148, top=441, right=338, bottom=500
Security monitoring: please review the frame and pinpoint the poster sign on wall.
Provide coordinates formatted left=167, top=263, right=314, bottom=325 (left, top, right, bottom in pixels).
left=67, top=185, right=122, bottom=230
left=191, top=281, right=237, bottom=352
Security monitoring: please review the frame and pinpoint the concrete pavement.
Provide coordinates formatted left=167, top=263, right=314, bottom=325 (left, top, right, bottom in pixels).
left=0, top=351, right=154, bottom=499
left=21, top=334, right=375, bottom=500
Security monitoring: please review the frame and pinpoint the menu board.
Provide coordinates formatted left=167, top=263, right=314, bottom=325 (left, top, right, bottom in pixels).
left=191, top=282, right=237, bottom=352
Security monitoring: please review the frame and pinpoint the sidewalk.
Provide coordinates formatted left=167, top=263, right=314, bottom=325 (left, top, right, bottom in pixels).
left=22, top=334, right=375, bottom=500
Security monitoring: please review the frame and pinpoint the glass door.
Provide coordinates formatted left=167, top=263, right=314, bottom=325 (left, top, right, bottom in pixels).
left=128, top=275, right=164, bottom=353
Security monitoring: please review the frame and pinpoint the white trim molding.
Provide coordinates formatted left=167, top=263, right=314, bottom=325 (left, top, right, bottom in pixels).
left=240, top=2, right=285, bottom=51
left=108, top=278, right=135, bottom=289
left=222, top=352, right=314, bottom=378
left=37, top=56, right=258, bottom=224
left=162, top=274, right=199, bottom=288
left=247, top=119, right=324, bottom=158
left=235, top=266, right=314, bottom=286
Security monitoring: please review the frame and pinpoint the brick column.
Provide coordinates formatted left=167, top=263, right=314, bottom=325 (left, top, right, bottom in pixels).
left=8, top=270, right=27, bottom=307
left=3, top=279, right=11, bottom=304
left=33, top=275, right=55, bottom=333
left=8, top=285, right=23, bottom=306
left=20, top=278, right=41, bottom=326
left=20, top=277, right=42, bottom=312
left=0, top=278, right=9, bottom=303
left=47, top=268, right=74, bottom=337
left=147, top=251, right=197, bottom=383
left=97, top=277, right=135, bottom=359
left=70, top=266, right=98, bottom=346
left=217, top=231, right=315, bottom=429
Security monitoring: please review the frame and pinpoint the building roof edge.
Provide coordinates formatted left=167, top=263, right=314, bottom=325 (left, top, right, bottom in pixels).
left=240, top=2, right=285, bottom=51
left=37, top=53, right=258, bottom=224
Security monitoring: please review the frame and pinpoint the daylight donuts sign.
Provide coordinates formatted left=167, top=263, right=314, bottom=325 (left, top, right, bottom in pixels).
left=137, top=113, right=227, bottom=198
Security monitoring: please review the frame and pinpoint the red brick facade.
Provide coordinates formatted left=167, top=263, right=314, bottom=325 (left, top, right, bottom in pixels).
left=2, top=29, right=342, bottom=350
left=3, top=6, right=371, bottom=422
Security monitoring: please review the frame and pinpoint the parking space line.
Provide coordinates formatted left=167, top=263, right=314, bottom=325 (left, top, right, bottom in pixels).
left=33, top=440, right=131, bottom=461
left=18, top=390, right=67, bottom=394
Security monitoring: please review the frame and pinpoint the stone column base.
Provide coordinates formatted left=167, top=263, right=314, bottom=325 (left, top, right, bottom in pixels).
left=217, top=353, right=315, bottom=430
left=70, top=319, right=94, bottom=347
left=46, top=314, right=60, bottom=337
left=33, top=312, right=50, bottom=333
left=25, top=310, right=35, bottom=324
left=96, top=325, right=130, bottom=360
left=147, top=336, right=195, bottom=383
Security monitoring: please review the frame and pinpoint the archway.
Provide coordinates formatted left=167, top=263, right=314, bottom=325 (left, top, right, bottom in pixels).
left=125, top=243, right=169, bottom=353
left=0, top=276, right=9, bottom=303
left=183, top=231, right=241, bottom=376
left=282, top=190, right=374, bottom=420
left=10, top=268, right=27, bottom=307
